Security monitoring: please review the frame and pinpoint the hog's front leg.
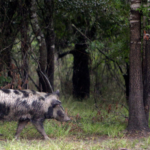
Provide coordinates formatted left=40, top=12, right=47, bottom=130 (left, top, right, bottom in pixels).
left=31, top=118, right=49, bottom=140
left=15, top=119, right=29, bottom=139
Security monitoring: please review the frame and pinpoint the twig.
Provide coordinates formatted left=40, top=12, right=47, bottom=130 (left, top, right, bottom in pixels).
left=28, top=74, right=40, bottom=91
left=30, top=53, right=54, bottom=92
left=0, top=40, right=21, bottom=54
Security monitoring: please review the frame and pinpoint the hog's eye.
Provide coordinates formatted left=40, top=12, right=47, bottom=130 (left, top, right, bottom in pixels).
left=57, top=110, right=64, bottom=117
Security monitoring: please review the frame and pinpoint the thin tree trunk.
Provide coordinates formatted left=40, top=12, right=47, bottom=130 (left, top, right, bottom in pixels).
left=0, top=0, right=18, bottom=73
left=143, top=40, right=150, bottom=121
left=143, top=0, right=150, bottom=122
left=44, top=0, right=55, bottom=93
left=142, top=3, right=147, bottom=120
left=58, top=44, right=90, bottom=100
left=30, top=0, right=47, bottom=92
left=127, top=0, right=149, bottom=133
left=20, top=0, right=30, bottom=89
left=72, top=44, right=90, bottom=99
left=123, top=63, right=129, bottom=105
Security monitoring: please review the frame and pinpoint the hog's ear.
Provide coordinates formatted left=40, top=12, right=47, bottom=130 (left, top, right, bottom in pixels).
left=54, top=90, right=60, bottom=97
left=51, top=99, right=61, bottom=108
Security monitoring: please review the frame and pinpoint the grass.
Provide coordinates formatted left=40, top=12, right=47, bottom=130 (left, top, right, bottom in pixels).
left=0, top=96, right=149, bottom=149
left=0, top=136, right=150, bottom=150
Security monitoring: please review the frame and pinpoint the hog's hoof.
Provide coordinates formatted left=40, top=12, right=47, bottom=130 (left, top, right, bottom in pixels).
left=14, top=136, right=20, bottom=140
left=44, top=136, right=50, bottom=140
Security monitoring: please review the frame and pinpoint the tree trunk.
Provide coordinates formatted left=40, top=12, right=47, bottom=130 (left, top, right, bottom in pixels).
left=143, top=40, right=150, bottom=121
left=127, top=0, right=149, bottom=133
left=20, top=0, right=30, bottom=89
left=142, top=0, right=150, bottom=124
left=30, top=0, right=47, bottom=92
left=0, top=0, right=18, bottom=72
left=58, top=44, right=90, bottom=99
left=72, top=44, right=90, bottom=99
left=123, top=63, right=129, bottom=105
left=44, top=0, right=55, bottom=93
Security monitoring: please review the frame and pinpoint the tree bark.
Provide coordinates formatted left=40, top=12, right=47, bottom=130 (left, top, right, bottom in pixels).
left=0, top=0, right=18, bottom=75
left=143, top=40, right=150, bottom=121
left=142, top=0, right=150, bottom=122
left=123, top=63, right=129, bottom=105
left=58, top=44, right=90, bottom=99
left=44, top=0, right=55, bottom=93
left=72, top=44, right=90, bottom=99
left=30, top=0, right=47, bottom=92
left=127, top=0, right=149, bottom=133
left=20, top=0, right=30, bottom=89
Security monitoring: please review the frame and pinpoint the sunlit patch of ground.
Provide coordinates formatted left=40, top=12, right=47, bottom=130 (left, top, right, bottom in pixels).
left=0, top=135, right=150, bottom=150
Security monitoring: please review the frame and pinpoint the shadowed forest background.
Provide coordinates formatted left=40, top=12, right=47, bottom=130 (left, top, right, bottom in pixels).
left=1, top=0, right=150, bottom=149
left=0, top=0, right=129, bottom=101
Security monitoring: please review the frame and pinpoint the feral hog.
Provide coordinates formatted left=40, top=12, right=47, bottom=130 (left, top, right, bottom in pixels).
left=0, top=89, right=70, bottom=140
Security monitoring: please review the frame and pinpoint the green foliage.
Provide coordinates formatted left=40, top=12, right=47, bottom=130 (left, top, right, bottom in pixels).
left=137, top=4, right=150, bottom=17
left=54, top=0, right=121, bottom=42
left=137, top=4, right=150, bottom=30
left=0, top=76, right=11, bottom=87
left=44, top=120, right=71, bottom=137
left=36, top=0, right=130, bottom=100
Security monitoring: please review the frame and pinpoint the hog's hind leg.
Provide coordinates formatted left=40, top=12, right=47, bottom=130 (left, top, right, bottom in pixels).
left=31, top=118, right=49, bottom=140
left=15, top=119, right=29, bottom=139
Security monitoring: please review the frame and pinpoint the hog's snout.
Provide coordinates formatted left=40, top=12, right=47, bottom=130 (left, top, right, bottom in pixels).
left=53, top=105, right=71, bottom=122
left=64, top=116, right=71, bottom=122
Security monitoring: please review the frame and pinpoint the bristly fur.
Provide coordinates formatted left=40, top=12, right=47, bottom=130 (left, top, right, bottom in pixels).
left=0, top=89, right=70, bottom=139
left=0, top=89, right=60, bottom=120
